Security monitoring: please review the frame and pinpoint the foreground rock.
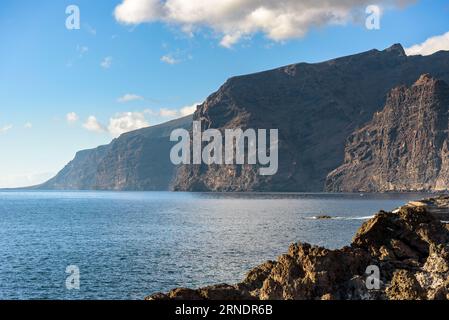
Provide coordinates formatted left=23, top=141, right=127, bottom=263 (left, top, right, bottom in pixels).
left=147, top=197, right=449, bottom=300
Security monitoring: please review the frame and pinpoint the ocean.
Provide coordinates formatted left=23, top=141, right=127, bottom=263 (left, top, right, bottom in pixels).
left=0, top=191, right=429, bottom=300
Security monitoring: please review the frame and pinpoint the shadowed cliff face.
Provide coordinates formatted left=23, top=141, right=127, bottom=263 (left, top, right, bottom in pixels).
left=326, top=74, right=449, bottom=192
left=38, top=116, right=192, bottom=191
left=40, top=44, right=449, bottom=192
left=174, top=44, right=449, bottom=192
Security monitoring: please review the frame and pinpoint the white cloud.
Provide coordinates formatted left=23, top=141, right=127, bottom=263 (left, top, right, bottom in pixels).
left=145, top=103, right=199, bottom=118
left=24, top=122, right=32, bottom=129
left=405, top=31, right=449, bottom=56
left=179, top=103, right=198, bottom=116
left=160, top=55, right=179, bottom=64
left=114, top=0, right=413, bottom=47
left=115, top=0, right=163, bottom=24
left=107, top=112, right=150, bottom=137
left=117, top=94, right=144, bottom=103
left=158, top=108, right=179, bottom=117
left=101, top=56, right=113, bottom=69
left=81, top=103, right=199, bottom=137
left=66, top=112, right=79, bottom=123
left=0, top=124, right=12, bottom=134
left=83, top=116, right=106, bottom=133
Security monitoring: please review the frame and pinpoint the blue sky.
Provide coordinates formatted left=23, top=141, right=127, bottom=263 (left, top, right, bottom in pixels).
left=0, top=0, right=448, bottom=187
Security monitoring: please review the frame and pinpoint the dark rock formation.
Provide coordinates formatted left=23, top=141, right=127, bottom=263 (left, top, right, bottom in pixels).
left=174, top=44, right=449, bottom=192
left=40, top=44, right=449, bottom=192
left=326, top=74, right=449, bottom=192
left=147, top=196, right=449, bottom=300
left=38, top=116, right=192, bottom=190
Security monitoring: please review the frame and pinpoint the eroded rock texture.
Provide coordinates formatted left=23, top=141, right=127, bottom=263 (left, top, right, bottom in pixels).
left=326, top=74, right=449, bottom=192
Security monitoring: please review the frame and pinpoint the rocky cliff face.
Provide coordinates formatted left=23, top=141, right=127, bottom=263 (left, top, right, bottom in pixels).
left=174, top=44, right=449, bottom=192
left=326, top=74, right=449, bottom=192
left=147, top=196, right=449, bottom=300
left=38, top=116, right=192, bottom=191
left=41, top=44, right=449, bottom=192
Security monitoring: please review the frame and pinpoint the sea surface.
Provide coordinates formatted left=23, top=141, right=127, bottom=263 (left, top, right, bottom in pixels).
left=0, top=191, right=431, bottom=300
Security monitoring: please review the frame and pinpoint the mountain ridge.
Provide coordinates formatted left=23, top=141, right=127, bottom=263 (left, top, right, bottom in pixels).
left=173, top=44, right=449, bottom=192
left=38, top=44, right=449, bottom=192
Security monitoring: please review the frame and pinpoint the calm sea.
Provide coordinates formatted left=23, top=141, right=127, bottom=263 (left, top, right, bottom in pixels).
left=0, top=191, right=429, bottom=300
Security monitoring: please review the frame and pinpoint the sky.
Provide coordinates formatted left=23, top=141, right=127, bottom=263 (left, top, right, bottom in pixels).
left=0, top=0, right=449, bottom=188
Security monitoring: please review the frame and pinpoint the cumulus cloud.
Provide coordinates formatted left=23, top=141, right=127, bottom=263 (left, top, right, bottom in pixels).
left=81, top=104, right=199, bottom=137
left=146, top=103, right=199, bottom=118
left=405, top=31, right=449, bottom=56
left=83, top=116, right=106, bottom=133
left=117, top=94, right=144, bottom=103
left=107, top=112, right=150, bottom=137
left=66, top=112, right=79, bottom=123
left=101, top=56, right=113, bottom=69
left=0, top=124, right=12, bottom=134
left=179, top=103, right=198, bottom=116
left=24, top=122, right=32, bottom=129
left=114, top=0, right=413, bottom=47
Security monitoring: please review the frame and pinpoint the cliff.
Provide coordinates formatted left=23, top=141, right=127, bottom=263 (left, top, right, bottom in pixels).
left=38, top=115, right=192, bottom=191
left=326, top=74, right=449, bottom=192
left=174, top=44, right=449, bottom=192
left=147, top=196, right=449, bottom=300
left=41, top=44, right=449, bottom=192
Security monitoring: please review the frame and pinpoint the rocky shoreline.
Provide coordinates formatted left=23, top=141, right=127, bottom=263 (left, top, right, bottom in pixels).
left=147, top=195, right=449, bottom=300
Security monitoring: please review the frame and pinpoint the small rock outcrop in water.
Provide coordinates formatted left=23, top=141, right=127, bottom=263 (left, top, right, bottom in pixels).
left=326, top=74, right=449, bottom=192
left=147, top=196, right=449, bottom=300
left=315, top=215, right=333, bottom=220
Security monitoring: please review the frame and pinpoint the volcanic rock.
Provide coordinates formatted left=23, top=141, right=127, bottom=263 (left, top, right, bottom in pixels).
left=326, top=74, right=449, bottom=192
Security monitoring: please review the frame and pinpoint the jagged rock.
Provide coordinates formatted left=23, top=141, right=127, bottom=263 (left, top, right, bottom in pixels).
left=326, top=74, right=449, bottom=192
left=386, top=270, right=425, bottom=300
left=144, top=284, right=255, bottom=301
left=147, top=196, right=449, bottom=300
left=405, top=195, right=449, bottom=221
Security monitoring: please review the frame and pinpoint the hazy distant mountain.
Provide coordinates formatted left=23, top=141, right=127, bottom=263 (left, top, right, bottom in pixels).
left=37, top=116, right=192, bottom=191
left=174, top=44, right=449, bottom=192
left=326, top=74, right=449, bottom=192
